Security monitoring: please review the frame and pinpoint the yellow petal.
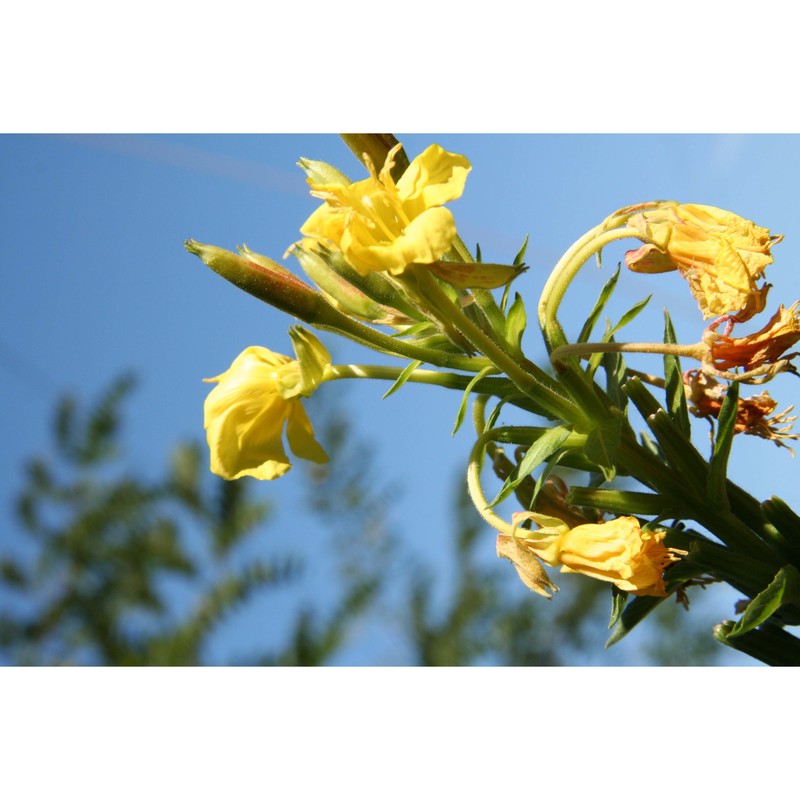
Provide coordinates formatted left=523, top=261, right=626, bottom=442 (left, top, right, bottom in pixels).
left=396, top=144, right=472, bottom=216
left=286, top=402, right=329, bottom=464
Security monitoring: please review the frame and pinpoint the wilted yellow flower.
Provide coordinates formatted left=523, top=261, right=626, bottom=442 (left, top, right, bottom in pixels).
left=203, top=346, right=329, bottom=480
left=625, top=203, right=782, bottom=321
left=509, top=512, right=680, bottom=597
left=684, top=370, right=799, bottom=450
left=704, top=302, right=800, bottom=373
left=300, top=143, right=471, bottom=277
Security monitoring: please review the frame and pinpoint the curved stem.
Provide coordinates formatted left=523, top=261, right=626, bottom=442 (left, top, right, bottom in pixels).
left=466, top=427, right=515, bottom=536
left=538, top=227, right=641, bottom=349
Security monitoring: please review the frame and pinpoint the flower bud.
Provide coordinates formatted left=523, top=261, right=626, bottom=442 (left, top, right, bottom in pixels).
left=185, top=240, right=331, bottom=325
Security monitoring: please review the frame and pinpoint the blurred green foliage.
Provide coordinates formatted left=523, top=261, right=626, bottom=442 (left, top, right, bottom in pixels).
left=0, top=376, right=722, bottom=666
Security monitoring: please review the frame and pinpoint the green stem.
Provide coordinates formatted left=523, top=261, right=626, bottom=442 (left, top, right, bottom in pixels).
left=538, top=227, right=641, bottom=349
left=551, top=341, right=706, bottom=362
left=315, top=306, right=493, bottom=373
left=407, top=268, right=584, bottom=426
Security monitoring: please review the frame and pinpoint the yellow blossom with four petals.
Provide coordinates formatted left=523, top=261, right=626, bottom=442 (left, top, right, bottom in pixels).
left=300, top=143, right=471, bottom=278
left=203, top=345, right=329, bottom=481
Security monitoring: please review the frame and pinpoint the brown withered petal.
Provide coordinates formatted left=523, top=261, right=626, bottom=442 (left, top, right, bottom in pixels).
left=706, top=302, right=800, bottom=372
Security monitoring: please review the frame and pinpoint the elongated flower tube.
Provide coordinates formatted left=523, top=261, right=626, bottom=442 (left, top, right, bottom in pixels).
left=300, top=143, right=471, bottom=277
left=625, top=203, right=783, bottom=321
left=507, top=512, right=681, bottom=597
left=204, top=345, right=329, bottom=480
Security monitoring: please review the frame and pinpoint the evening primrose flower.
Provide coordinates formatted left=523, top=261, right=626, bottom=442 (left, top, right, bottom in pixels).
left=203, top=345, right=329, bottom=481
left=625, top=203, right=783, bottom=321
left=300, top=143, right=471, bottom=277
left=505, top=512, right=681, bottom=597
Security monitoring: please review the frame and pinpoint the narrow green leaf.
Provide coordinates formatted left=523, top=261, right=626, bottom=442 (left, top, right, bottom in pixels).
left=609, top=586, right=629, bottom=630
left=488, top=426, right=572, bottom=507
left=727, top=565, right=800, bottom=638
left=475, top=242, right=482, bottom=262
left=707, top=380, right=739, bottom=510
left=602, top=347, right=628, bottom=411
left=607, top=294, right=652, bottom=338
left=513, top=234, right=529, bottom=266
left=663, top=310, right=691, bottom=437
left=606, top=595, right=666, bottom=647
left=451, top=366, right=497, bottom=435
left=382, top=360, right=423, bottom=399
left=578, top=266, right=620, bottom=344
left=528, top=449, right=570, bottom=510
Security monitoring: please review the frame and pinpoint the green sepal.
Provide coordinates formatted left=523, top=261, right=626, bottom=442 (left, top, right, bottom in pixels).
left=504, top=293, right=527, bottom=358
left=726, top=564, right=800, bottom=638
left=451, top=366, right=497, bottom=436
left=382, top=360, right=424, bottom=400
left=609, top=585, right=629, bottom=630
left=606, top=595, right=666, bottom=647
left=663, top=310, right=691, bottom=437
left=297, top=157, right=351, bottom=186
left=289, top=326, right=331, bottom=395
left=707, top=380, right=739, bottom=511
left=488, top=425, right=572, bottom=508
left=578, top=266, right=620, bottom=344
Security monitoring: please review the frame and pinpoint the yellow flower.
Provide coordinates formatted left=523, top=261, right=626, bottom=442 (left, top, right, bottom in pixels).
left=300, top=143, right=471, bottom=277
left=511, top=513, right=680, bottom=597
left=625, top=203, right=783, bottom=321
left=203, top=346, right=328, bottom=480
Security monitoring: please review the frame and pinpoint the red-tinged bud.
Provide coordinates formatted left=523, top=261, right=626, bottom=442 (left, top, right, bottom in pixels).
left=185, top=240, right=335, bottom=325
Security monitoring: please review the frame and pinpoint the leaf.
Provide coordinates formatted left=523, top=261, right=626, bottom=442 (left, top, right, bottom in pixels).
left=427, top=260, right=524, bottom=290
left=451, top=366, right=497, bottom=435
left=727, top=565, right=800, bottom=638
left=513, top=234, right=529, bottom=266
left=706, top=380, right=739, bottom=510
left=578, top=266, right=620, bottom=344
left=584, top=413, right=623, bottom=482
left=606, top=595, right=667, bottom=647
left=382, top=360, right=424, bottom=399
left=488, top=426, right=572, bottom=507
left=663, top=310, right=691, bottom=437
left=607, top=294, right=652, bottom=339
left=609, top=586, right=629, bottom=630
left=528, top=449, right=570, bottom=510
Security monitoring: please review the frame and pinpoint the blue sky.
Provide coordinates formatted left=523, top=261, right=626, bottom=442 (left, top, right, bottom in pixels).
left=3, top=133, right=800, bottom=665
